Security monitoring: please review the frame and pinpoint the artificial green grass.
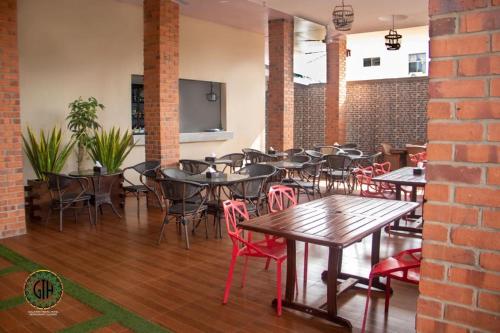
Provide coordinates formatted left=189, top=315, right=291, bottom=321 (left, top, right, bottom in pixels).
left=0, top=244, right=170, bottom=333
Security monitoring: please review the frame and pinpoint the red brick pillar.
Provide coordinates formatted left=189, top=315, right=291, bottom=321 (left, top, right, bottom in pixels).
left=267, top=19, right=294, bottom=151
left=0, top=0, right=26, bottom=239
left=143, top=0, right=179, bottom=166
left=417, top=1, right=500, bottom=332
left=325, top=35, right=347, bottom=145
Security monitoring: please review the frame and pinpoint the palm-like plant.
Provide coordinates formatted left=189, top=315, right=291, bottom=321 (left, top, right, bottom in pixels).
left=67, top=97, right=104, bottom=171
left=88, top=127, right=135, bottom=173
left=22, top=127, right=75, bottom=181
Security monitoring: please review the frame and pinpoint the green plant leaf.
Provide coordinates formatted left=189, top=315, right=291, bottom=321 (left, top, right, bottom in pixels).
left=88, top=127, right=135, bottom=173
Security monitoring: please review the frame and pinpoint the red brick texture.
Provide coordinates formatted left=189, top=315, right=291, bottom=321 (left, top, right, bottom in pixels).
left=418, top=1, right=500, bottom=332
left=325, top=36, right=347, bottom=145
left=143, top=0, right=179, bottom=167
left=267, top=19, right=294, bottom=151
left=0, top=0, right=26, bottom=239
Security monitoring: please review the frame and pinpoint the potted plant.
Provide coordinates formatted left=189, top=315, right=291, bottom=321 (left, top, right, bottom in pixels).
left=67, top=97, right=104, bottom=171
left=22, top=127, right=75, bottom=221
left=88, top=127, right=135, bottom=172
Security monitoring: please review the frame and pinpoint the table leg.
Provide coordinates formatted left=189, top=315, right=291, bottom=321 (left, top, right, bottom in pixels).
left=327, top=246, right=339, bottom=316
left=285, top=239, right=296, bottom=302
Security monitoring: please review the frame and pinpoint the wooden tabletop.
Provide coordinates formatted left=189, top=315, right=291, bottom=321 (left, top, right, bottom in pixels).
left=239, top=195, right=419, bottom=248
left=372, top=166, right=427, bottom=186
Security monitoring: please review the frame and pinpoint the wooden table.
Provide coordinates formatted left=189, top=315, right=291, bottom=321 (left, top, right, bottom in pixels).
left=372, top=167, right=426, bottom=234
left=239, top=195, right=419, bottom=329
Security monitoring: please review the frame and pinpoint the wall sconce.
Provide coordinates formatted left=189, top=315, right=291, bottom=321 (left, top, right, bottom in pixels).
left=206, top=82, right=218, bottom=102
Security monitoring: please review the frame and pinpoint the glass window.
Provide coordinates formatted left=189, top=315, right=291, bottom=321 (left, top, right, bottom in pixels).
left=363, top=57, right=380, bottom=67
left=409, top=53, right=426, bottom=74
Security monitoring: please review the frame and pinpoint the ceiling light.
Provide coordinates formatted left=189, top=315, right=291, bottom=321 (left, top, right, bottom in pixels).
left=385, top=15, right=402, bottom=51
left=332, top=0, right=354, bottom=31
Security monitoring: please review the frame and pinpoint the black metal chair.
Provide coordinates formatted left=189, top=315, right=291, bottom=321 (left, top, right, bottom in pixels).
left=219, top=153, right=245, bottom=173
left=179, top=159, right=210, bottom=174
left=161, top=168, right=191, bottom=179
left=324, top=154, right=353, bottom=194
left=284, top=148, right=304, bottom=156
left=305, top=149, right=324, bottom=162
left=45, top=172, right=93, bottom=232
left=237, top=164, right=277, bottom=178
left=157, top=178, right=208, bottom=249
left=282, top=161, right=324, bottom=201
left=286, top=155, right=311, bottom=163
left=341, top=148, right=363, bottom=156
left=340, top=143, right=358, bottom=149
left=245, top=151, right=278, bottom=164
left=242, top=148, right=261, bottom=165
left=121, top=161, right=162, bottom=214
left=90, top=172, right=123, bottom=223
left=227, top=176, right=269, bottom=216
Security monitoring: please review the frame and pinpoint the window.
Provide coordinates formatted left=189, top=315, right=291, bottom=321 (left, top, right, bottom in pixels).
left=409, top=53, right=426, bottom=74
left=363, top=57, right=380, bottom=67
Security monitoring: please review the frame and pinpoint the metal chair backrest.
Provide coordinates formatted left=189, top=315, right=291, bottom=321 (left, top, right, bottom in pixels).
left=158, top=178, right=206, bottom=215
left=237, top=164, right=276, bottom=178
left=246, top=151, right=277, bottom=164
left=179, top=159, right=210, bottom=174
left=45, top=172, right=75, bottom=193
left=325, top=154, right=352, bottom=173
left=220, top=153, right=245, bottom=169
left=161, top=168, right=191, bottom=179
left=95, top=172, right=123, bottom=195
left=287, top=155, right=311, bottom=163
left=340, top=143, right=357, bottom=149
left=222, top=200, right=250, bottom=247
left=341, top=149, right=363, bottom=156
left=284, top=148, right=304, bottom=156
left=228, top=175, right=268, bottom=199
left=131, top=160, right=160, bottom=178
left=301, top=160, right=324, bottom=179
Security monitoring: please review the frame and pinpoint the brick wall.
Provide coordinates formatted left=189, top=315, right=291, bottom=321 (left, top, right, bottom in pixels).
left=0, top=0, right=26, bottom=239
left=417, top=1, right=500, bottom=332
left=294, top=83, right=325, bottom=149
left=143, top=0, right=179, bottom=167
left=267, top=19, right=294, bottom=151
left=346, top=77, right=428, bottom=152
left=293, top=77, right=428, bottom=152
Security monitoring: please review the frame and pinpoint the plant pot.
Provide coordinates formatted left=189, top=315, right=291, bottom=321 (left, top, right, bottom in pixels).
left=26, top=179, right=49, bottom=223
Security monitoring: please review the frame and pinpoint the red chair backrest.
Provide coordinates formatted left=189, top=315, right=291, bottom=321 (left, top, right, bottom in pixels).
left=223, top=200, right=250, bottom=246
left=268, top=185, right=297, bottom=213
left=373, top=162, right=391, bottom=175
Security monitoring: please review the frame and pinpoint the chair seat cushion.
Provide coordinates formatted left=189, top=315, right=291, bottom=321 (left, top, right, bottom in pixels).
left=54, top=192, right=91, bottom=204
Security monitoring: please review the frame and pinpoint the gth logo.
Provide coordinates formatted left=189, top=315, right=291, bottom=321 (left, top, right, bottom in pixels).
left=24, top=270, right=63, bottom=310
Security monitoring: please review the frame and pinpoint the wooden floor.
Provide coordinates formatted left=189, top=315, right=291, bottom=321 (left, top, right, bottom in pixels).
left=0, top=189, right=421, bottom=333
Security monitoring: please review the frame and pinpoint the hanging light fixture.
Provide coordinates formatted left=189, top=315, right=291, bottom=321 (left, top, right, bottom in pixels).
left=385, top=15, right=402, bottom=51
left=332, top=0, right=354, bottom=31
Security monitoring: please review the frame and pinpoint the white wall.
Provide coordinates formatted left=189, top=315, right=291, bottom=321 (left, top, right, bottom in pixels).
left=346, top=26, right=429, bottom=81
left=18, top=0, right=265, bottom=179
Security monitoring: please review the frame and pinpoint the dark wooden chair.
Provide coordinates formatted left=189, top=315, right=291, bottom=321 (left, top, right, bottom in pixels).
left=157, top=178, right=208, bottom=249
left=121, top=160, right=162, bottom=213
left=45, top=172, right=93, bottom=232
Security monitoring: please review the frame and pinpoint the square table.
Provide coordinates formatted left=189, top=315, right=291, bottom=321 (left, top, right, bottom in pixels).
left=372, top=167, right=426, bottom=234
left=238, top=194, right=419, bottom=329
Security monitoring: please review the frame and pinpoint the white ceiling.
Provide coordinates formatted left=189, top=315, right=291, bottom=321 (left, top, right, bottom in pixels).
left=118, top=0, right=428, bottom=36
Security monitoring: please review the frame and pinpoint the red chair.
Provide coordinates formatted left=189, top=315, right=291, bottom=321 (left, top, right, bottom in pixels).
left=361, top=248, right=421, bottom=333
left=356, top=173, right=385, bottom=198
left=409, top=151, right=427, bottom=165
left=373, top=162, right=410, bottom=200
left=267, top=185, right=309, bottom=285
left=222, top=200, right=288, bottom=316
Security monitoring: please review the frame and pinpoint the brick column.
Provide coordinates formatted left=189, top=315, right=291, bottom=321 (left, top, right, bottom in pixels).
left=325, top=35, right=347, bottom=145
left=267, top=19, right=294, bottom=151
left=143, top=0, right=179, bottom=166
left=417, top=1, right=500, bottom=332
left=0, top=0, right=26, bottom=239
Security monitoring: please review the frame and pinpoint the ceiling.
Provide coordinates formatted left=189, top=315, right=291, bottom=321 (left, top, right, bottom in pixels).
left=118, top=0, right=428, bottom=36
